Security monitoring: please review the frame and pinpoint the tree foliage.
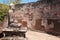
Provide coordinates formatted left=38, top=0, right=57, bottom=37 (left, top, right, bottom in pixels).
left=13, top=0, right=21, bottom=4
left=6, top=0, right=21, bottom=4
left=0, top=0, right=21, bottom=22
left=0, top=4, right=9, bottom=22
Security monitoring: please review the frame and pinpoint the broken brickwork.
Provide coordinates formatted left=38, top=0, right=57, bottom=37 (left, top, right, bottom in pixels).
left=2, top=0, right=60, bottom=34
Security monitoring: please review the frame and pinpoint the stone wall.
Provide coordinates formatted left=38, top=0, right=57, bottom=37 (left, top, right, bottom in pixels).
left=2, top=0, right=60, bottom=32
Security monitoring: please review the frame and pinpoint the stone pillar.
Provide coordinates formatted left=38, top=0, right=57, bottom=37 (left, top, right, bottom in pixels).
left=3, top=16, right=8, bottom=28
left=9, top=3, right=15, bottom=23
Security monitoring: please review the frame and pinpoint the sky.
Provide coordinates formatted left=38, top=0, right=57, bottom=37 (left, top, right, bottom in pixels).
left=21, top=0, right=38, bottom=3
left=0, top=0, right=38, bottom=4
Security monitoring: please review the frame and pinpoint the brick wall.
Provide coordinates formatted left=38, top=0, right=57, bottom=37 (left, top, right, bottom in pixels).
left=2, top=0, right=60, bottom=33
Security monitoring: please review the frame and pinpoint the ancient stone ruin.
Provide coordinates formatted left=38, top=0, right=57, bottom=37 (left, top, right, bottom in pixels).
left=2, top=0, right=60, bottom=34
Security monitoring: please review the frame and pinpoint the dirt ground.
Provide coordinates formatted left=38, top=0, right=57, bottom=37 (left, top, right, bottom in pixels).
left=26, top=30, right=60, bottom=40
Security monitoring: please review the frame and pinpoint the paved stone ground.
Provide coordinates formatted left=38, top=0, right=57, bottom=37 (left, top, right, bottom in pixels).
left=26, top=30, right=60, bottom=40
left=0, top=30, right=60, bottom=40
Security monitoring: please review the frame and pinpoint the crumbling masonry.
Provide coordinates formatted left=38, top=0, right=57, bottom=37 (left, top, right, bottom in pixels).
left=2, top=0, right=60, bottom=34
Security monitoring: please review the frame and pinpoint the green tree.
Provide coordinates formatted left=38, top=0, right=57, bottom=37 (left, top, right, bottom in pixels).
left=13, top=0, right=21, bottom=4
left=6, top=0, right=21, bottom=4
left=0, top=4, right=9, bottom=22
left=0, top=0, right=21, bottom=22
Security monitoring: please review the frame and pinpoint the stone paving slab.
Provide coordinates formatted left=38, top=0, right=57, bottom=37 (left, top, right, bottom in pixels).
left=26, top=31, right=60, bottom=40
left=0, top=30, right=60, bottom=40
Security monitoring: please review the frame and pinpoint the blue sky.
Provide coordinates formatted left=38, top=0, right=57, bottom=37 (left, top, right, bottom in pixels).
left=21, top=0, right=38, bottom=3
left=0, top=0, right=38, bottom=4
